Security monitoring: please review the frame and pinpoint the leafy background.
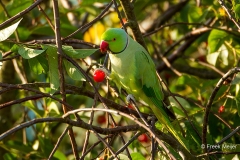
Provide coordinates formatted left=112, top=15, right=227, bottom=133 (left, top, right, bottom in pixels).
left=0, top=0, right=240, bottom=160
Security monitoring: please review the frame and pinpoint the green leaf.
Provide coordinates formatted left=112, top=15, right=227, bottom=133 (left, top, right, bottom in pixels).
left=0, top=51, right=2, bottom=70
left=0, top=18, right=22, bottom=42
left=27, top=53, right=49, bottom=74
left=81, top=0, right=109, bottom=6
left=28, top=58, right=42, bottom=75
left=53, top=150, right=67, bottom=160
left=0, top=140, right=35, bottom=155
left=188, top=6, right=205, bottom=23
left=131, top=152, right=145, bottom=160
left=233, top=4, right=240, bottom=19
left=63, top=59, right=85, bottom=81
left=62, top=45, right=78, bottom=56
left=232, top=73, right=240, bottom=85
left=25, top=101, right=44, bottom=117
left=6, top=0, right=32, bottom=16
left=36, top=53, right=49, bottom=73
left=42, top=44, right=59, bottom=95
left=3, top=152, right=17, bottom=160
left=235, top=97, right=240, bottom=117
left=38, top=136, right=54, bottom=157
left=185, top=121, right=202, bottom=150
left=10, top=44, right=19, bottom=53
left=18, top=46, right=45, bottom=59
left=63, top=45, right=98, bottom=58
left=208, top=29, right=228, bottom=53
left=43, top=44, right=97, bottom=59
left=73, top=49, right=98, bottom=58
left=177, top=74, right=200, bottom=92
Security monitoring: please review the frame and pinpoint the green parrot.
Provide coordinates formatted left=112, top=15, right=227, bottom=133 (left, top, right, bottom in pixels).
left=100, top=28, right=188, bottom=151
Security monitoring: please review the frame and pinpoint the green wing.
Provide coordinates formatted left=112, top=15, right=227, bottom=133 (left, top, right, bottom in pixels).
left=134, top=50, right=168, bottom=118
left=134, top=49, right=190, bottom=151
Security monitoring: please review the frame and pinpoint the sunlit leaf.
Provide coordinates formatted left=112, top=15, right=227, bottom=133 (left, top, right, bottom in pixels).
left=18, top=46, right=45, bottom=59
left=206, top=52, right=219, bottom=66
left=48, top=101, right=60, bottom=115
left=0, top=18, right=22, bottom=42
left=63, top=59, right=85, bottom=81
left=219, top=44, right=228, bottom=66
left=207, top=44, right=229, bottom=66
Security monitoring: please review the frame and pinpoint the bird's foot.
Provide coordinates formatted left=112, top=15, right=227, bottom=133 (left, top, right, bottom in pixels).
left=126, top=94, right=136, bottom=104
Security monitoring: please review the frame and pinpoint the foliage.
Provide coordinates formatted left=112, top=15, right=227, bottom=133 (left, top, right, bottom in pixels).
left=0, top=0, right=240, bottom=160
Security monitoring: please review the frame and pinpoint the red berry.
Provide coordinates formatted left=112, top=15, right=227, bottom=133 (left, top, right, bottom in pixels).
left=218, top=105, right=225, bottom=114
left=93, top=69, right=106, bottom=82
left=97, top=114, right=106, bottom=124
left=138, top=134, right=149, bottom=143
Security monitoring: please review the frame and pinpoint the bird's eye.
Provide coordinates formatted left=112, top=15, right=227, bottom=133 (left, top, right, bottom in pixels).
left=113, top=38, right=116, bottom=41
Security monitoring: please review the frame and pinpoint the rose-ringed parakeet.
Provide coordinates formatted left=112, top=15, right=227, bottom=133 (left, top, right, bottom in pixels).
left=100, top=28, right=188, bottom=151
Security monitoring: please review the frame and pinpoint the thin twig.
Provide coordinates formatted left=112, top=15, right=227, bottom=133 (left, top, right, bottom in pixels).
left=48, top=126, right=70, bottom=160
left=112, top=0, right=127, bottom=32
left=202, top=67, right=240, bottom=153
left=0, top=83, right=73, bottom=110
left=0, top=0, right=44, bottom=29
left=118, top=0, right=147, bottom=50
left=63, top=1, right=113, bottom=41
left=52, top=0, right=79, bottom=159
left=208, top=126, right=240, bottom=152
left=218, top=0, right=240, bottom=30
left=0, top=116, right=140, bottom=141
left=81, top=93, right=98, bottom=157
left=109, top=131, right=142, bottom=160
left=63, top=108, right=189, bottom=160
left=79, top=135, right=113, bottom=160
left=35, top=0, right=55, bottom=31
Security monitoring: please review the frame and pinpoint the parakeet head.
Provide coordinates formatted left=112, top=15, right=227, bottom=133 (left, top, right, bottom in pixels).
left=100, top=28, right=128, bottom=54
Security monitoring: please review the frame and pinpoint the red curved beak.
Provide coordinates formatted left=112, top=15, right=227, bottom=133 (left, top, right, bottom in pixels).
left=100, top=40, right=109, bottom=53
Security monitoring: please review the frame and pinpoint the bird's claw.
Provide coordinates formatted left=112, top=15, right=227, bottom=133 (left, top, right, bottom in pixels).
left=126, top=94, right=136, bottom=104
